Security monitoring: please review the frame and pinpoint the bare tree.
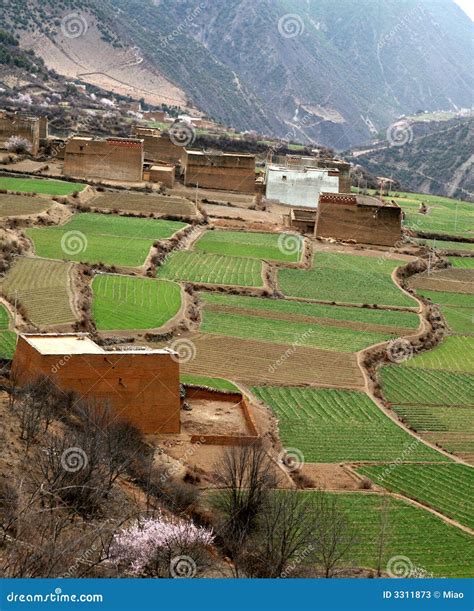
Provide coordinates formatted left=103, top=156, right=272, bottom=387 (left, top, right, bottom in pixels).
left=308, top=492, right=358, bottom=578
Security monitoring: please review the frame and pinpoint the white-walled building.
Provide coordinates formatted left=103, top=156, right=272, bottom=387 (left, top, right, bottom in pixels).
left=265, top=164, right=339, bottom=208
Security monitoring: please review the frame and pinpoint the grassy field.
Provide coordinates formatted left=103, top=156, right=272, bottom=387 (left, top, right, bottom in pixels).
left=0, top=305, right=16, bottom=359
left=0, top=194, right=52, bottom=217
left=0, top=176, right=85, bottom=195
left=195, top=230, right=303, bottom=262
left=92, top=274, right=181, bottom=331
left=1, top=258, right=77, bottom=326
left=417, top=289, right=474, bottom=307
left=403, top=336, right=474, bottom=374
left=278, top=252, right=416, bottom=307
left=27, top=213, right=187, bottom=267
left=308, top=493, right=474, bottom=577
left=89, top=193, right=197, bottom=217
left=415, top=238, right=474, bottom=253
left=252, top=387, right=445, bottom=463
left=180, top=374, right=239, bottom=393
left=200, top=293, right=420, bottom=329
left=440, top=306, right=473, bottom=335
left=449, top=256, right=474, bottom=269
left=358, top=464, right=474, bottom=530
left=380, top=366, right=474, bottom=406
left=156, top=251, right=263, bottom=287
left=201, top=309, right=404, bottom=352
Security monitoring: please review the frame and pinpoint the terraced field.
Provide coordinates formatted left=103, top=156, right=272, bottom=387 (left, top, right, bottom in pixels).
left=180, top=374, right=239, bottom=393
left=0, top=194, right=52, bottom=217
left=417, top=289, right=474, bottom=307
left=89, top=192, right=197, bottom=217
left=1, top=258, right=77, bottom=326
left=415, top=238, right=474, bottom=253
left=410, top=268, right=474, bottom=295
left=403, top=336, right=474, bottom=373
left=449, top=256, right=474, bottom=269
left=195, top=230, right=303, bottom=262
left=278, top=252, right=416, bottom=307
left=0, top=176, right=85, bottom=195
left=380, top=367, right=474, bottom=406
left=358, top=464, right=474, bottom=530
left=92, top=274, right=181, bottom=331
left=252, top=387, right=445, bottom=463
left=156, top=251, right=263, bottom=287
left=307, top=492, right=474, bottom=577
left=0, top=304, right=16, bottom=359
left=180, top=334, right=364, bottom=388
left=27, top=213, right=187, bottom=267
left=393, top=193, right=473, bottom=239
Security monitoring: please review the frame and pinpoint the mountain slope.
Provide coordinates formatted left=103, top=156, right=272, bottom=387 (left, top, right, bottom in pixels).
left=1, top=0, right=473, bottom=148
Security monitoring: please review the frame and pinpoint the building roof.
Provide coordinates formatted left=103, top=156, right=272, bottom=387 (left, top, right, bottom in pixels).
left=185, top=149, right=255, bottom=159
left=21, top=334, right=175, bottom=356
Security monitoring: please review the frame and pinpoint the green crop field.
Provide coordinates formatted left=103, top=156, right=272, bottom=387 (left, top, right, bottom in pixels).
left=449, top=257, right=474, bottom=269
left=440, top=306, right=473, bottom=335
left=92, top=274, right=181, bottom=331
left=0, top=305, right=16, bottom=359
left=1, top=258, right=77, bottom=326
left=180, top=374, right=239, bottom=393
left=156, top=251, right=263, bottom=287
left=252, top=387, right=445, bottom=463
left=27, top=213, right=187, bottom=267
left=278, top=252, right=416, bottom=307
left=415, top=238, right=474, bottom=253
left=0, top=176, right=85, bottom=195
left=417, top=289, right=474, bottom=308
left=358, top=464, right=474, bottom=530
left=200, top=293, right=419, bottom=330
left=403, top=336, right=474, bottom=374
left=195, top=230, right=303, bottom=262
left=201, top=309, right=401, bottom=352
left=306, top=493, right=474, bottom=577
left=380, top=367, right=474, bottom=406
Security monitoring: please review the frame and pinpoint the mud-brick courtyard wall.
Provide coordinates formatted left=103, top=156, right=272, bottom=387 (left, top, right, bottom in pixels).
left=12, top=336, right=181, bottom=434
left=183, top=150, right=256, bottom=193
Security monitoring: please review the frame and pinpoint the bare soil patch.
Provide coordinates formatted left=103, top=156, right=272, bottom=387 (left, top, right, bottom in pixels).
left=410, top=269, right=474, bottom=294
left=88, top=192, right=198, bottom=218
left=181, top=397, right=250, bottom=436
left=299, top=463, right=361, bottom=491
left=0, top=194, right=52, bottom=218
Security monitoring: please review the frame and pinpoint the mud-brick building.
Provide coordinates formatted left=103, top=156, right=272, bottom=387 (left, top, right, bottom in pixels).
left=133, top=127, right=184, bottom=164
left=64, top=137, right=144, bottom=182
left=0, top=111, right=46, bottom=156
left=12, top=334, right=180, bottom=434
left=183, top=150, right=256, bottom=193
left=315, top=193, right=402, bottom=247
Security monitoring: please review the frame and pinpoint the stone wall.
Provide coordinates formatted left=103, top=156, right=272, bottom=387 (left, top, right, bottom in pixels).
left=0, top=113, right=41, bottom=156
left=64, top=137, right=144, bottom=182
left=183, top=151, right=255, bottom=193
left=12, top=336, right=180, bottom=434
left=315, top=193, right=402, bottom=247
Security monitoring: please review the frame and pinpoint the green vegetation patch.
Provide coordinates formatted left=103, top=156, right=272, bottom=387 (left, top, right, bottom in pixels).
left=92, top=274, right=181, bottom=331
left=449, top=257, right=474, bottom=269
left=278, top=252, right=415, bottom=307
left=358, top=464, right=474, bottom=530
left=415, top=238, right=474, bottom=253
left=195, top=230, right=303, bottom=262
left=403, top=336, right=474, bottom=374
left=252, top=387, right=445, bottom=463
left=0, top=305, right=16, bottom=359
left=180, top=374, right=239, bottom=393
left=27, top=213, right=187, bottom=267
left=156, top=251, right=263, bottom=287
left=380, top=367, right=474, bottom=406
left=0, top=176, right=85, bottom=195
left=418, top=289, right=474, bottom=308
